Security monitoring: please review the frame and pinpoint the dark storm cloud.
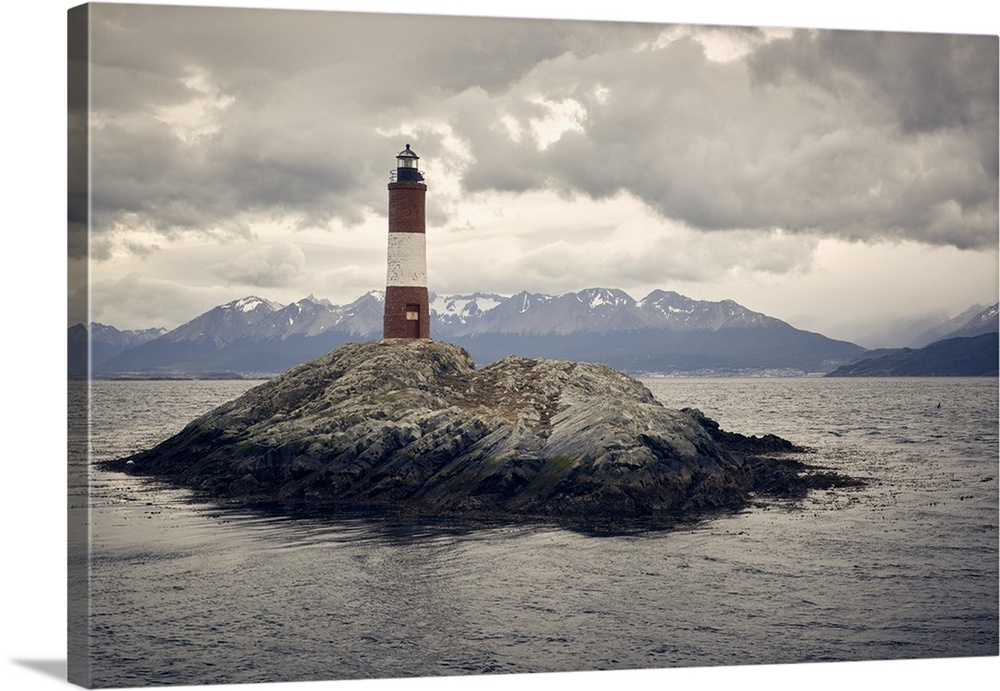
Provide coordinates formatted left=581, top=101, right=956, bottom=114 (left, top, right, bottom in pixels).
left=84, top=4, right=662, bottom=253
left=85, top=4, right=998, bottom=258
left=748, top=29, right=1000, bottom=201
left=749, top=30, right=999, bottom=133
left=86, top=6, right=407, bottom=239
left=457, top=29, right=998, bottom=249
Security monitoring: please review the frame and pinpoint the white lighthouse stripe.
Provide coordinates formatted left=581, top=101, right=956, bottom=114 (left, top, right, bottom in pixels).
left=385, top=232, right=427, bottom=287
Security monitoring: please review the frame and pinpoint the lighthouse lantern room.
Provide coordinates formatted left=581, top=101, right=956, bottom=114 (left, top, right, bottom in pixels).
left=393, top=144, right=423, bottom=182
left=383, top=144, right=430, bottom=339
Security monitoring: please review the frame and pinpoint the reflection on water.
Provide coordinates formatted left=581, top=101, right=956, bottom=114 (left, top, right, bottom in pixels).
left=75, top=378, right=998, bottom=687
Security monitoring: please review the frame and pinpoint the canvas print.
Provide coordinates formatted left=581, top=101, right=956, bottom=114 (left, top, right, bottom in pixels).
left=67, top=2, right=999, bottom=689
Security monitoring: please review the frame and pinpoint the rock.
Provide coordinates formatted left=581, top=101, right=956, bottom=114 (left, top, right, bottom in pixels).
left=102, top=340, right=858, bottom=528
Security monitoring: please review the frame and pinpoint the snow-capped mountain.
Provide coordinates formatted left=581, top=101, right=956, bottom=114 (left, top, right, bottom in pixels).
left=636, top=290, right=778, bottom=331
left=153, top=293, right=384, bottom=344
left=426, top=288, right=783, bottom=336
left=429, top=292, right=507, bottom=328
left=948, top=303, right=999, bottom=340
left=89, top=287, right=867, bottom=377
left=260, top=292, right=384, bottom=339
left=161, top=296, right=283, bottom=345
left=906, top=303, right=993, bottom=347
left=433, top=289, right=649, bottom=336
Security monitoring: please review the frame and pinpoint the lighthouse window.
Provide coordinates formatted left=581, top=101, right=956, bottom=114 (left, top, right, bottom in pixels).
left=405, top=304, right=419, bottom=321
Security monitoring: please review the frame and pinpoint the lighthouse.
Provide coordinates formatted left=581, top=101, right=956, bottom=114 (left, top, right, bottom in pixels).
left=383, top=144, right=430, bottom=339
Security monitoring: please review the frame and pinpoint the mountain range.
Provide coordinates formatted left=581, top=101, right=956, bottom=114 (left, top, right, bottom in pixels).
left=68, top=289, right=997, bottom=379
left=851, top=303, right=987, bottom=349
left=826, top=332, right=999, bottom=377
left=67, top=322, right=167, bottom=378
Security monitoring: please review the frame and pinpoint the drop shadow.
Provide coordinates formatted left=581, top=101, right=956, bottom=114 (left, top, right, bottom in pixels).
left=11, top=658, right=67, bottom=681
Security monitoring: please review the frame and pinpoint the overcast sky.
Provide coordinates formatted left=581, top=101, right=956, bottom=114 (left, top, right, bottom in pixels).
left=67, top=1, right=998, bottom=344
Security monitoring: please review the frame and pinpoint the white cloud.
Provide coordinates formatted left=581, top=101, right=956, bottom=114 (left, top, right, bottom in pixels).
left=212, top=241, right=306, bottom=287
left=153, top=67, right=235, bottom=144
left=527, top=96, right=587, bottom=149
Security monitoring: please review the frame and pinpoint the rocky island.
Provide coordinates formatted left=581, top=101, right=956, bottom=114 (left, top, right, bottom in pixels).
left=103, top=339, right=860, bottom=530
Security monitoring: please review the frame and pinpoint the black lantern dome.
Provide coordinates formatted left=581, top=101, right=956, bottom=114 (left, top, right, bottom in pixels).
left=394, top=144, right=424, bottom=182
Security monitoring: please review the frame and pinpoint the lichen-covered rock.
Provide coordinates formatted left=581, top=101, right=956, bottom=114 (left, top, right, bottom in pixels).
left=104, top=339, right=854, bottom=526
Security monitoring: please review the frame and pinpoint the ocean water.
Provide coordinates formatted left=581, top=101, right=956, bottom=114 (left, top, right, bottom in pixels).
left=71, top=377, right=999, bottom=687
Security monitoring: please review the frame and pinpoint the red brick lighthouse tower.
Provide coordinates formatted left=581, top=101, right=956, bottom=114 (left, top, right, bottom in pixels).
left=383, top=144, right=430, bottom=339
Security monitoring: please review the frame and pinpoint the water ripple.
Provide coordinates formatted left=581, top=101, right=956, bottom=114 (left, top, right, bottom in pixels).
left=80, top=377, right=999, bottom=686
